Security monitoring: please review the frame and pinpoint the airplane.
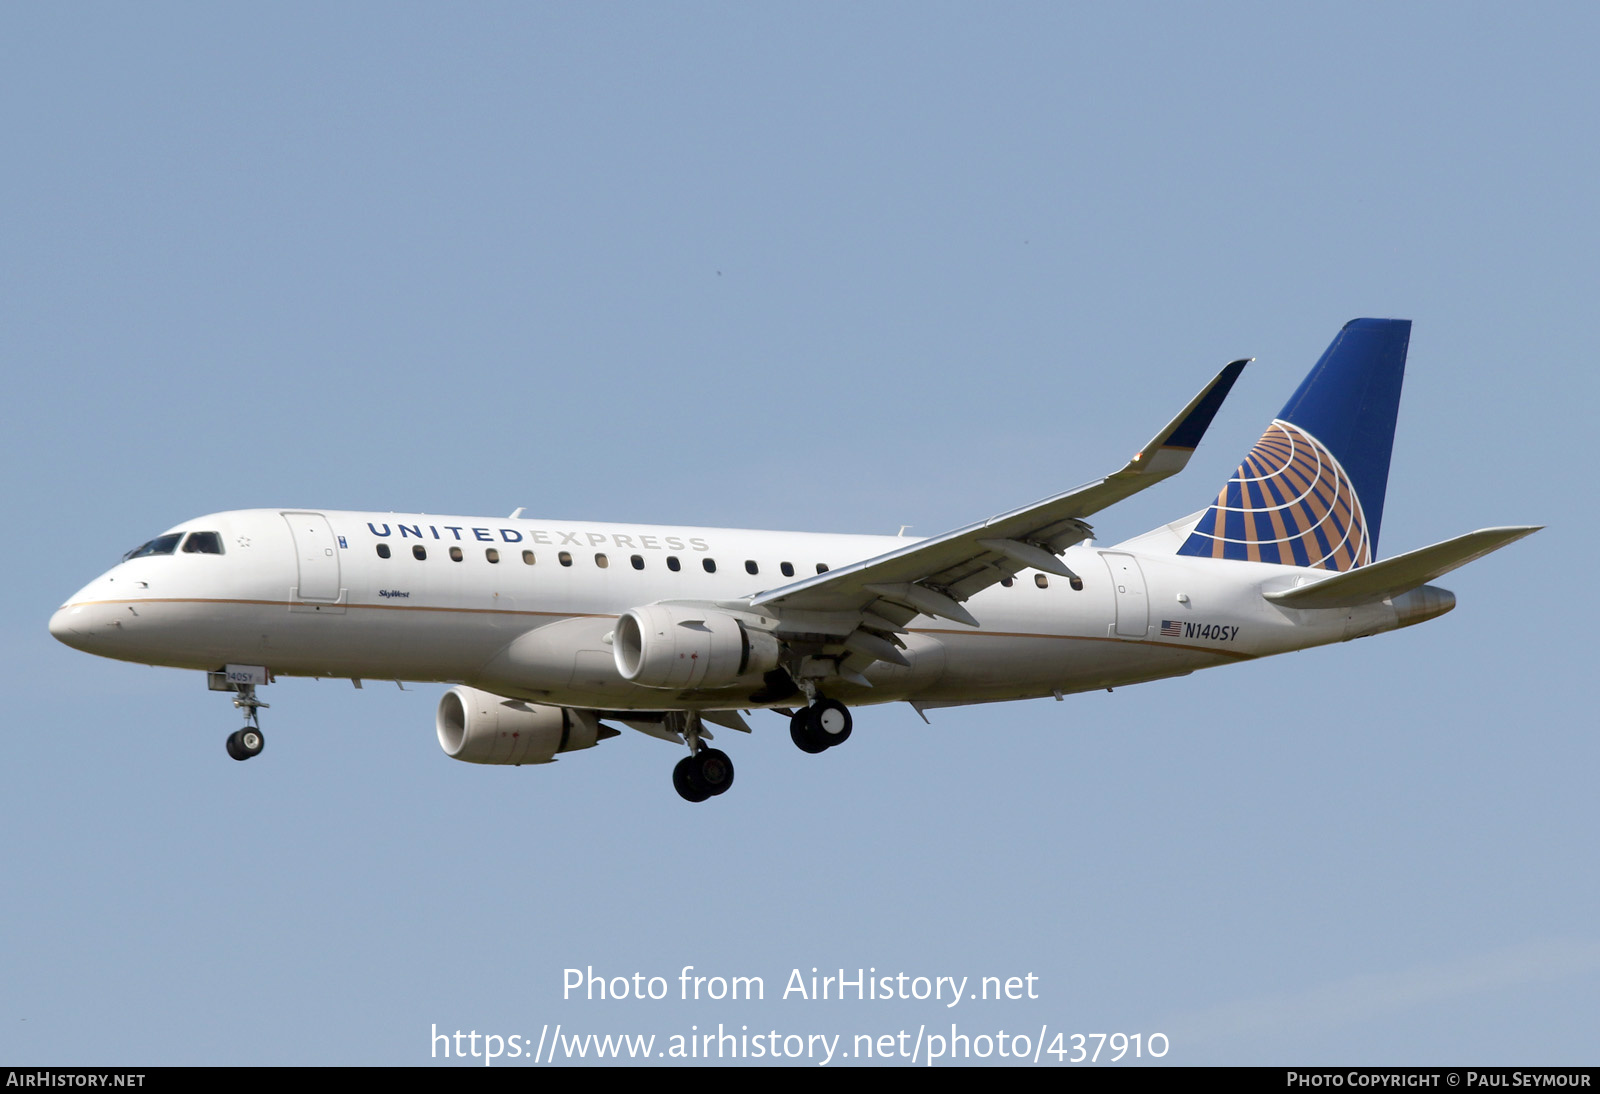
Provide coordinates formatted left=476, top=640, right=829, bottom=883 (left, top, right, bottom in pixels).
left=49, top=319, right=1539, bottom=802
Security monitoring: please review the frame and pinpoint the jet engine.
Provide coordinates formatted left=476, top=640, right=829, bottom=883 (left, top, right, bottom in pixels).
left=613, top=604, right=781, bottom=689
left=436, top=686, right=603, bottom=765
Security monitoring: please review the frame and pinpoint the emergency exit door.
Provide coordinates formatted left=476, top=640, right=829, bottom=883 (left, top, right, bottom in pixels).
left=1101, top=552, right=1149, bottom=638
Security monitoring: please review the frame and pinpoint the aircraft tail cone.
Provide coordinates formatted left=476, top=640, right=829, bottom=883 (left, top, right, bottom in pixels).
left=1390, top=584, right=1455, bottom=629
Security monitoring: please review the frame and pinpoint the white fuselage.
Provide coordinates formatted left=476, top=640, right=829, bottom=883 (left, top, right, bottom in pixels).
left=49, top=508, right=1420, bottom=712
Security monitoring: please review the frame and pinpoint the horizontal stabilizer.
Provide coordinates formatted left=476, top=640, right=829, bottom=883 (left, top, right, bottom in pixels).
left=1263, top=526, right=1540, bottom=609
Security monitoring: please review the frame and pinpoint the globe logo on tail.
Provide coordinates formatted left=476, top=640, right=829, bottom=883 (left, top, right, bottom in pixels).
left=1178, top=420, right=1371, bottom=571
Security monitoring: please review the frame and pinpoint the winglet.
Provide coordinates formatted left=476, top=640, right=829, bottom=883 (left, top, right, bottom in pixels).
left=1124, top=359, right=1249, bottom=480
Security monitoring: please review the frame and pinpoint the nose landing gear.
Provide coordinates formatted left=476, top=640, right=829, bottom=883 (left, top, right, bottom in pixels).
left=225, top=725, right=264, bottom=761
left=208, top=667, right=270, bottom=762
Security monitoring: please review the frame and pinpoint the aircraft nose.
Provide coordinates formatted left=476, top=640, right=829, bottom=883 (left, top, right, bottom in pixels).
left=50, top=578, right=114, bottom=653
left=49, top=603, right=89, bottom=649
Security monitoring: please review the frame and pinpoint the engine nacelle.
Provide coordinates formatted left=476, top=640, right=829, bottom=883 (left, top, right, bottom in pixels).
left=613, top=604, right=781, bottom=689
left=436, top=686, right=602, bottom=765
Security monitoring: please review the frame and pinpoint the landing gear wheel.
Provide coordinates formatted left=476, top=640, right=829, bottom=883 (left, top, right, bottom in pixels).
left=673, top=756, right=711, bottom=803
left=694, top=748, right=735, bottom=796
left=811, top=699, right=853, bottom=746
left=226, top=727, right=265, bottom=761
left=790, top=709, right=829, bottom=753
left=219, top=677, right=270, bottom=762
left=673, top=747, right=736, bottom=801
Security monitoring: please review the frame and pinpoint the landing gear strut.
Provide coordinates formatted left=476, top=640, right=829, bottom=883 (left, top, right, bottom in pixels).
left=212, top=675, right=269, bottom=762
left=789, top=698, right=853, bottom=753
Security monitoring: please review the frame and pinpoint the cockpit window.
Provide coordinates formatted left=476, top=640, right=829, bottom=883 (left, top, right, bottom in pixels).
left=124, top=533, right=183, bottom=560
left=181, top=531, right=224, bottom=555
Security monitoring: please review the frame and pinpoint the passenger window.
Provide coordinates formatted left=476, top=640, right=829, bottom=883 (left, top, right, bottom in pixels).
left=449, top=546, right=464, bottom=562
left=781, top=562, right=794, bottom=577
left=412, top=545, right=427, bottom=560
left=816, top=563, right=829, bottom=574
left=703, top=558, right=717, bottom=573
left=522, top=550, right=536, bottom=565
left=595, top=553, right=609, bottom=569
left=182, top=531, right=224, bottom=555
left=745, top=560, right=758, bottom=575
left=667, top=556, right=681, bottom=572
left=559, top=551, right=573, bottom=567
left=1069, top=576, right=1084, bottom=592
left=486, top=548, right=500, bottom=563
left=1000, top=576, right=1013, bottom=588
left=1035, top=574, right=1049, bottom=589
left=376, top=543, right=391, bottom=559
left=631, top=555, right=644, bottom=570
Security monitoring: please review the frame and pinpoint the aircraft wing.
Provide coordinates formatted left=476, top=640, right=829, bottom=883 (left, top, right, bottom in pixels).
left=749, top=359, right=1248, bottom=633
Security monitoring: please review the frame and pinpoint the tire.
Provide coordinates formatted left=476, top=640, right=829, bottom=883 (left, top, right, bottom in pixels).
left=790, top=709, right=828, bottom=754
left=811, top=699, right=852, bottom=746
left=695, top=748, right=735, bottom=796
left=673, top=756, right=711, bottom=802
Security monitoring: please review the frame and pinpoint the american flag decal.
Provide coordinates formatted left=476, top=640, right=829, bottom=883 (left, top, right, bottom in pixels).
left=1160, top=620, right=1183, bottom=637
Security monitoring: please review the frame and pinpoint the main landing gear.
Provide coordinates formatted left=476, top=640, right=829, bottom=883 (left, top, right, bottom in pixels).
left=671, top=712, right=735, bottom=803
left=789, top=698, right=853, bottom=754
left=673, top=748, right=735, bottom=803
left=664, top=698, right=853, bottom=802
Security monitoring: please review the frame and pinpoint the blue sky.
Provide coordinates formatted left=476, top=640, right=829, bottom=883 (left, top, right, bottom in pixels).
left=4, top=4, right=1594, bottom=1066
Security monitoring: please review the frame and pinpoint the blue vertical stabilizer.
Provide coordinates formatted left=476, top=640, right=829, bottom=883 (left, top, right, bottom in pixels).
left=1176, top=318, right=1411, bottom=570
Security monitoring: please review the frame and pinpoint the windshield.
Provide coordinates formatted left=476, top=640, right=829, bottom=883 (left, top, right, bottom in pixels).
left=181, top=531, right=224, bottom=555
left=123, top=533, right=183, bottom=560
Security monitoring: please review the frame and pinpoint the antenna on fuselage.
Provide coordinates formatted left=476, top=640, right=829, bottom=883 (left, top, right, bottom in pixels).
left=509, top=507, right=525, bottom=519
